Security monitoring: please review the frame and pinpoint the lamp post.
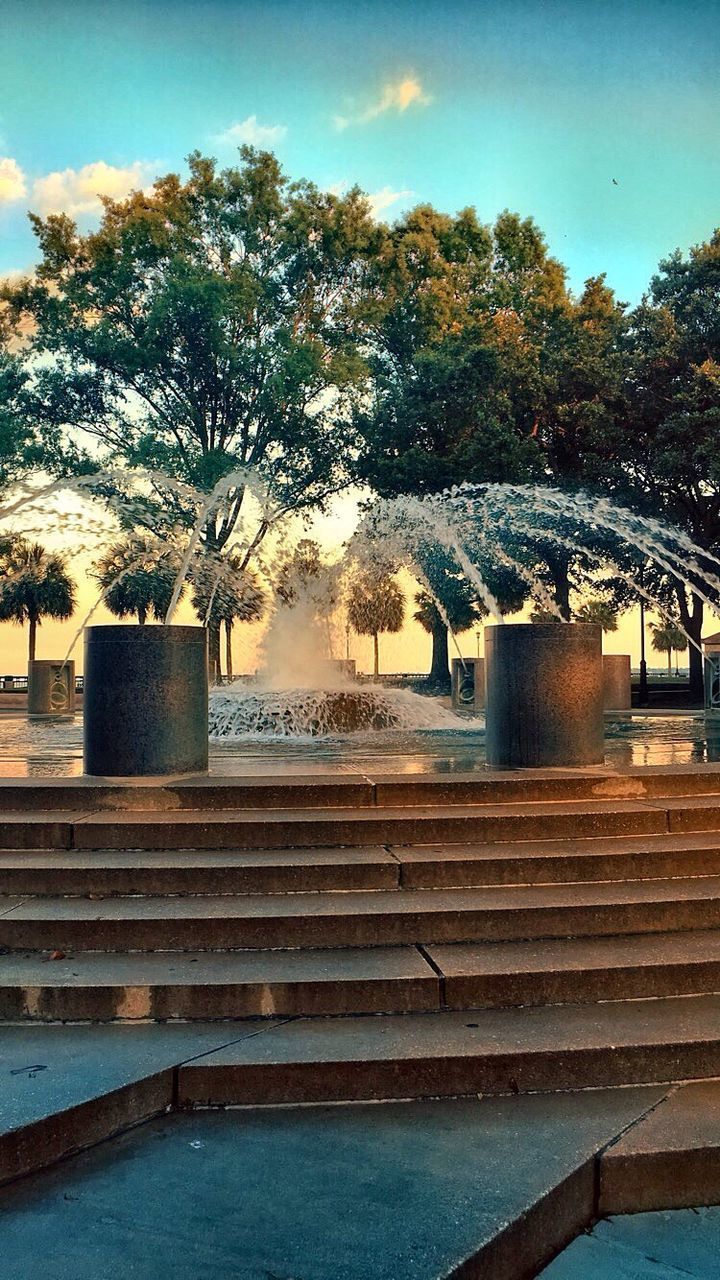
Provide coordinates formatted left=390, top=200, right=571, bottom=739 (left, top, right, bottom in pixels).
left=475, top=629, right=482, bottom=659
left=639, top=565, right=649, bottom=706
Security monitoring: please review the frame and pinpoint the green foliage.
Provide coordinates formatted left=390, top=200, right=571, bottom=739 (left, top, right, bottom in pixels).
left=574, top=598, right=619, bottom=632
left=347, top=569, right=405, bottom=638
left=93, top=535, right=182, bottom=625
left=190, top=553, right=265, bottom=627
left=4, top=147, right=381, bottom=551
left=0, top=539, right=76, bottom=661
left=650, top=618, right=688, bottom=655
left=347, top=567, right=405, bottom=676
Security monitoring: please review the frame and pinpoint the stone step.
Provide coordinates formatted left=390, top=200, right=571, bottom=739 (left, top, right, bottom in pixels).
left=7, top=929, right=720, bottom=1023
left=0, top=798, right=673, bottom=851
left=428, top=929, right=720, bottom=1008
left=177, top=993, right=720, bottom=1106
left=9, top=833, right=720, bottom=898
left=0, top=946, right=438, bottom=1021
left=598, top=1079, right=720, bottom=1213
left=399, top=831, right=720, bottom=888
left=3, top=765, right=720, bottom=812
left=0, top=847, right=399, bottom=896
left=4, top=876, right=720, bottom=951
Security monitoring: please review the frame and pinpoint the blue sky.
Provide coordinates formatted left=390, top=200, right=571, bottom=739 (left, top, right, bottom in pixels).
left=0, top=0, right=718, bottom=301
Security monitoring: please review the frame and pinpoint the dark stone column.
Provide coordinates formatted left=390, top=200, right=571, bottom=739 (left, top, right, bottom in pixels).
left=485, top=623, right=604, bottom=768
left=603, top=655, right=632, bottom=711
left=28, top=660, right=76, bottom=717
left=84, top=625, right=208, bottom=776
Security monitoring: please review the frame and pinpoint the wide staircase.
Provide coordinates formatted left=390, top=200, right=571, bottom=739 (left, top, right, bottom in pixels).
left=4, top=766, right=720, bottom=1108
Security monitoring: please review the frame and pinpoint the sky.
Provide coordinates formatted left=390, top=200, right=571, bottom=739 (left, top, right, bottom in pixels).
left=0, top=0, right=717, bottom=670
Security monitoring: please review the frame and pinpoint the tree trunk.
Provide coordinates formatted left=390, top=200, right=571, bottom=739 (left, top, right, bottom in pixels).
left=373, top=632, right=379, bottom=678
left=677, top=586, right=704, bottom=702
left=428, top=619, right=451, bottom=691
left=137, top=604, right=147, bottom=625
left=225, top=620, right=233, bottom=681
left=667, top=650, right=672, bottom=675
left=208, top=623, right=221, bottom=685
left=547, top=552, right=571, bottom=620
left=28, top=615, right=37, bottom=663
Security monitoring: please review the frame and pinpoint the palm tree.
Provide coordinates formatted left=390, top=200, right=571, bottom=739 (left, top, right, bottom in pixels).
left=93, top=535, right=182, bottom=626
left=347, top=570, right=405, bottom=677
left=575, top=599, right=619, bottom=632
left=650, top=618, right=688, bottom=674
left=0, top=539, right=76, bottom=662
left=191, top=554, right=265, bottom=682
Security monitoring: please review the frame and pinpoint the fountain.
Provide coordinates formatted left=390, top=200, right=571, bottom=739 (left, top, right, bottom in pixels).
left=2, top=469, right=720, bottom=772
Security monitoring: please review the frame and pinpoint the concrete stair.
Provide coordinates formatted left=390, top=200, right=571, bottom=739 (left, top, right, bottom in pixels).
left=6, top=769, right=720, bottom=1106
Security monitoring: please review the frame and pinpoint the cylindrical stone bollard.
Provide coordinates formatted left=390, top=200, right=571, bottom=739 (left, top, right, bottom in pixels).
left=28, top=660, right=76, bottom=717
left=84, top=625, right=208, bottom=776
left=485, top=623, right=604, bottom=768
left=603, top=654, right=632, bottom=711
left=451, top=657, right=485, bottom=712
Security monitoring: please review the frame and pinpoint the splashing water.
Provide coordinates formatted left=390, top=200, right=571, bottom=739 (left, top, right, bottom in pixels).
left=4, top=468, right=720, bottom=741
left=208, top=683, right=466, bottom=739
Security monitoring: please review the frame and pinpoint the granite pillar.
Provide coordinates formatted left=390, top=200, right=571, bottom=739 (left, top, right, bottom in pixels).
left=451, top=657, right=485, bottom=712
left=84, top=625, right=208, bottom=776
left=603, top=654, right=632, bottom=711
left=27, top=660, right=76, bottom=717
left=485, top=622, right=604, bottom=768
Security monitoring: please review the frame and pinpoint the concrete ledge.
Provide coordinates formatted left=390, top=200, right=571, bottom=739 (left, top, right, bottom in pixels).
left=0, top=761, right=718, bottom=813
left=0, top=1072, right=172, bottom=1187
left=600, top=1079, right=720, bottom=1213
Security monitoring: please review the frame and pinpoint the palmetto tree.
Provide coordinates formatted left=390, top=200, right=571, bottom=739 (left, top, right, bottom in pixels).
left=574, top=598, right=619, bottom=633
left=347, top=569, right=405, bottom=678
left=0, top=539, right=76, bottom=662
left=93, top=535, right=183, bottom=626
left=650, top=618, right=688, bottom=674
left=191, top=554, right=265, bottom=681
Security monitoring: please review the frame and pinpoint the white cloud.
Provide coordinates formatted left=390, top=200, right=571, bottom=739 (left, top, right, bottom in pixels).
left=335, top=76, right=431, bottom=130
left=325, top=180, right=412, bottom=221
left=213, top=116, right=287, bottom=147
left=366, top=186, right=414, bottom=219
left=0, top=157, right=27, bottom=204
left=31, top=160, right=156, bottom=217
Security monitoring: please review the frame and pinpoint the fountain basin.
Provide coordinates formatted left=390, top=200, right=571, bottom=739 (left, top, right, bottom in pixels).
left=84, top=625, right=209, bottom=776
left=208, top=685, right=464, bottom=738
left=485, top=622, right=604, bottom=768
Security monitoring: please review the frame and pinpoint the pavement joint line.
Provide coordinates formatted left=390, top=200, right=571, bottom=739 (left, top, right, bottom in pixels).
left=415, top=944, right=446, bottom=1007
left=599, top=1081, right=682, bottom=1158
left=595, top=1085, right=676, bottom=1160
left=0, top=898, right=29, bottom=918
left=174, top=1017, right=300, bottom=1069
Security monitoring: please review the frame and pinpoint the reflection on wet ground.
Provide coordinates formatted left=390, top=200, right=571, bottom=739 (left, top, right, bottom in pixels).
left=0, top=710, right=719, bottom=777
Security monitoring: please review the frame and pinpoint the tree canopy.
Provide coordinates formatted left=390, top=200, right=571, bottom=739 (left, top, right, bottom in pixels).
left=93, top=534, right=183, bottom=626
left=0, top=539, right=77, bottom=662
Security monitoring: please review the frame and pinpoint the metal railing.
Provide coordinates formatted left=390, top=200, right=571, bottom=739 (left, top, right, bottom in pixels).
left=1, top=676, right=84, bottom=692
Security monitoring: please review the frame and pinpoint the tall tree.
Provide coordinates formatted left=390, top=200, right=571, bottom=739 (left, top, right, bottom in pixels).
left=346, top=568, right=405, bottom=677
left=412, top=546, right=527, bottom=690
left=589, top=230, right=720, bottom=698
left=191, top=554, right=265, bottom=682
left=650, top=618, right=689, bottom=674
left=0, top=539, right=76, bottom=662
left=355, top=206, right=628, bottom=617
left=4, top=147, right=381, bottom=669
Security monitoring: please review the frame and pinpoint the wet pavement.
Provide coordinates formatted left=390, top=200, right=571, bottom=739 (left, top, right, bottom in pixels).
left=1, top=709, right=719, bottom=777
